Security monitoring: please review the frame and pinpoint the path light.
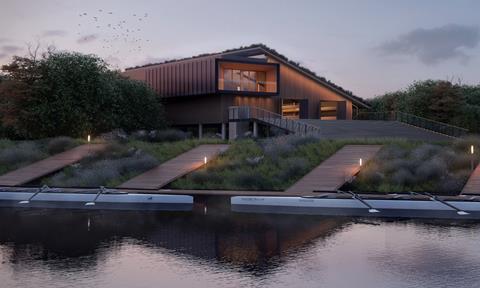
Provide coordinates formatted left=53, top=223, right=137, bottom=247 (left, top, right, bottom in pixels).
left=204, top=156, right=207, bottom=165
left=359, top=158, right=363, bottom=167
left=471, top=145, right=476, bottom=171
left=87, top=135, right=91, bottom=143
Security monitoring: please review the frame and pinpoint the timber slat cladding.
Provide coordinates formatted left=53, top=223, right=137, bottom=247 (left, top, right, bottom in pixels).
left=286, top=145, right=383, bottom=194
left=117, top=144, right=230, bottom=190
left=461, top=164, right=480, bottom=195
left=0, top=144, right=107, bottom=186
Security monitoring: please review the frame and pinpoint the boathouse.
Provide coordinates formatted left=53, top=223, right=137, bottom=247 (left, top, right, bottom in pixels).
left=123, top=44, right=369, bottom=139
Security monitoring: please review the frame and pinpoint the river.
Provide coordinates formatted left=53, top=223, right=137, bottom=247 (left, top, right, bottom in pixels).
left=1, top=209, right=479, bottom=288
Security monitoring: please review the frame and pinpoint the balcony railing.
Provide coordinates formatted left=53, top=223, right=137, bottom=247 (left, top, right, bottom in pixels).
left=218, top=79, right=277, bottom=93
left=354, top=111, right=469, bottom=138
left=229, top=106, right=321, bottom=136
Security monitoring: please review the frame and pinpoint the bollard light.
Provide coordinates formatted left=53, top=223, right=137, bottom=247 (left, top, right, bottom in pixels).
left=359, top=158, right=363, bottom=167
left=87, top=135, right=91, bottom=143
left=204, top=156, right=207, bottom=165
left=471, top=145, right=475, bottom=155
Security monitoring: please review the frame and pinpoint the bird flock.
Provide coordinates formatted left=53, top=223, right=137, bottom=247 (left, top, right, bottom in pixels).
left=77, top=9, right=151, bottom=55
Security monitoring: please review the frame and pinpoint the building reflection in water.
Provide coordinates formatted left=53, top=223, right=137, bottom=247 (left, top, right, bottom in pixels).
left=0, top=209, right=346, bottom=275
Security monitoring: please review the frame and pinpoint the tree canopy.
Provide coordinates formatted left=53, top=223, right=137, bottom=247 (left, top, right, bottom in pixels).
left=368, top=80, right=480, bottom=133
left=0, top=51, right=166, bottom=139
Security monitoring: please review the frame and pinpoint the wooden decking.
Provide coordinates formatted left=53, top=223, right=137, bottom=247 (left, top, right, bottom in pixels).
left=117, top=144, right=230, bottom=190
left=0, top=144, right=106, bottom=186
left=461, top=164, right=480, bottom=195
left=285, top=145, right=383, bottom=194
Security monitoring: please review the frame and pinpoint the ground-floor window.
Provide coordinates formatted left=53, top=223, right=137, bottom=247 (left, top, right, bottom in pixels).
left=320, top=101, right=338, bottom=120
left=282, top=99, right=300, bottom=119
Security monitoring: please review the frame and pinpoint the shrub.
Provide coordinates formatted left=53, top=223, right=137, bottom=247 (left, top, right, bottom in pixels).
left=0, top=141, right=47, bottom=174
left=391, top=168, right=415, bottom=186
left=47, top=152, right=158, bottom=187
left=47, top=137, right=76, bottom=154
left=147, top=129, right=191, bottom=142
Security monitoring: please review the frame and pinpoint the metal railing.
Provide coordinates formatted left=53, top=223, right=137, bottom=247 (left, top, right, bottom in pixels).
left=354, top=111, right=469, bottom=138
left=229, top=106, right=321, bottom=135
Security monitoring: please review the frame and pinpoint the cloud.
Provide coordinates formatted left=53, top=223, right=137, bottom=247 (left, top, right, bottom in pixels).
left=378, top=24, right=480, bottom=65
left=0, top=53, right=8, bottom=59
left=1, top=45, right=22, bottom=53
left=0, top=38, right=10, bottom=44
left=77, top=34, right=98, bottom=44
left=42, top=30, right=68, bottom=37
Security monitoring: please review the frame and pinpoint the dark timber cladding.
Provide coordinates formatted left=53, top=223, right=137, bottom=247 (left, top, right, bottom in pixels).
left=127, top=57, right=217, bottom=97
left=123, top=44, right=370, bottom=126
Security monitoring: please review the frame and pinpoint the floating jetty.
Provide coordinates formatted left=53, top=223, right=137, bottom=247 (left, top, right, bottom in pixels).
left=0, top=187, right=193, bottom=211
left=2, top=186, right=480, bottom=219
left=231, top=193, right=480, bottom=220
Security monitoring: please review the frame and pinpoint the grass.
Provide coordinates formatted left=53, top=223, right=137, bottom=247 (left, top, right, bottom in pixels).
left=43, top=138, right=225, bottom=187
left=0, top=137, right=81, bottom=175
left=345, top=136, right=480, bottom=195
left=170, top=136, right=424, bottom=191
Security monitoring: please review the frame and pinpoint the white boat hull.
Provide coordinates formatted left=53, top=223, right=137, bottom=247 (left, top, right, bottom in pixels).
left=0, top=191, right=193, bottom=211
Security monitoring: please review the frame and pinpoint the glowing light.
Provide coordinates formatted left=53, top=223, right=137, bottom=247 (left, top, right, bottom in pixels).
left=359, top=158, right=363, bottom=166
left=471, top=145, right=475, bottom=155
left=87, top=135, right=91, bottom=143
left=204, top=156, right=207, bottom=164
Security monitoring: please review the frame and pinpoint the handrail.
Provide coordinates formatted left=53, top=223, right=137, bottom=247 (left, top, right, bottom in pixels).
left=228, top=106, right=321, bottom=135
left=354, top=111, right=468, bottom=138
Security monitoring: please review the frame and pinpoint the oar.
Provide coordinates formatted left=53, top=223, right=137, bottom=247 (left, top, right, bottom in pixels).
left=338, top=190, right=380, bottom=213
left=18, top=185, right=49, bottom=204
left=410, top=191, right=469, bottom=216
left=85, top=186, right=106, bottom=206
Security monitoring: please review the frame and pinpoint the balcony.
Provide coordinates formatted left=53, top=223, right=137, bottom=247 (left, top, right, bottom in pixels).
left=217, top=59, right=279, bottom=94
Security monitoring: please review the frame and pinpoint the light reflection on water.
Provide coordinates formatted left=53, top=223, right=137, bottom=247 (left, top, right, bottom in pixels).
left=1, top=209, right=480, bottom=288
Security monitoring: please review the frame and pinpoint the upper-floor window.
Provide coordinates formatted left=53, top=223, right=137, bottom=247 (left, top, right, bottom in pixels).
left=223, top=69, right=267, bottom=92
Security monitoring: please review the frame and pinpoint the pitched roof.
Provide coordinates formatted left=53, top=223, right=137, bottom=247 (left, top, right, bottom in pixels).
left=125, top=44, right=370, bottom=108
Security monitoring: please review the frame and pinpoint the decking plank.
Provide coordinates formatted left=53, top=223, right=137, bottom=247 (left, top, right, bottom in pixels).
left=286, top=145, right=382, bottom=194
left=461, top=164, right=480, bottom=195
left=0, top=144, right=106, bottom=186
left=117, top=144, right=230, bottom=190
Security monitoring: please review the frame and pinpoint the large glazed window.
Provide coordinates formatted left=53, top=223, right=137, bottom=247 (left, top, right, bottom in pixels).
left=218, top=60, right=278, bottom=93
left=222, top=69, right=267, bottom=92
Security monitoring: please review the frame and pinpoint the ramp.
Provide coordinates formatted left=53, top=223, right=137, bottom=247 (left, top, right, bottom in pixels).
left=117, top=144, right=230, bottom=190
left=286, top=145, right=382, bottom=194
left=0, top=144, right=106, bottom=186
left=301, top=120, right=454, bottom=141
left=461, top=164, right=480, bottom=195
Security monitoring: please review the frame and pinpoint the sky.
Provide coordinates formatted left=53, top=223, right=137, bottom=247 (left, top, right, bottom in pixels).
left=0, top=0, right=479, bottom=98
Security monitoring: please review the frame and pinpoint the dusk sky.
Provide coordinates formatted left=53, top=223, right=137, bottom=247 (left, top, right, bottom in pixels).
left=1, top=0, right=479, bottom=98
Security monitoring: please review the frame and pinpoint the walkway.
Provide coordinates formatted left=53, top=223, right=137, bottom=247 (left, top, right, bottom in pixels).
left=461, top=164, right=480, bottom=195
left=301, top=120, right=454, bottom=141
left=285, top=145, right=382, bottom=194
left=0, top=144, right=106, bottom=186
left=117, top=144, right=230, bottom=190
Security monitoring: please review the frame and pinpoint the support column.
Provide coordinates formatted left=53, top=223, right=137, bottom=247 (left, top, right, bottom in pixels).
left=198, top=123, right=203, bottom=139
left=253, top=121, right=258, bottom=138
left=221, top=123, right=227, bottom=140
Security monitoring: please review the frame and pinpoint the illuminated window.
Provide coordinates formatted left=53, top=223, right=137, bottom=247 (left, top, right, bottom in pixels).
left=222, top=69, right=267, bottom=92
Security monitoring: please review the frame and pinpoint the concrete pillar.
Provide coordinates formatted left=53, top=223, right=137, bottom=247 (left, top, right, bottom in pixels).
left=253, top=121, right=258, bottom=138
left=229, top=121, right=249, bottom=140
left=221, top=123, right=227, bottom=140
left=198, top=123, right=203, bottom=139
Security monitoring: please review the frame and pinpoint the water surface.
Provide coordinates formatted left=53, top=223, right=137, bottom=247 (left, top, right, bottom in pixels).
left=1, top=209, right=479, bottom=288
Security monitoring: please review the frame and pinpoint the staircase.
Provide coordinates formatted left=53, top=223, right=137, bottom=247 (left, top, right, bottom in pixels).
left=228, top=106, right=321, bottom=136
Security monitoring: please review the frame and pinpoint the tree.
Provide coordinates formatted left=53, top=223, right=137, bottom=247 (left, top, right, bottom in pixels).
left=0, top=51, right=166, bottom=138
left=367, top=80, right=479, bottom=132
